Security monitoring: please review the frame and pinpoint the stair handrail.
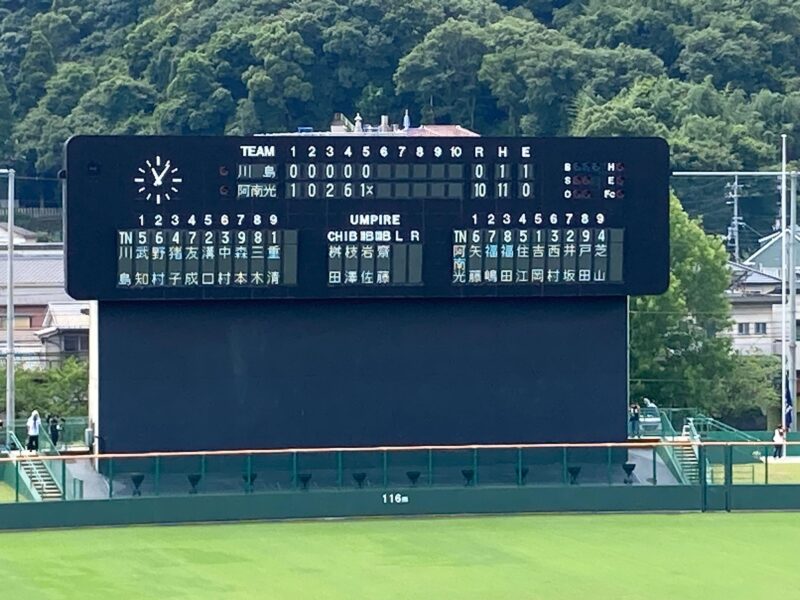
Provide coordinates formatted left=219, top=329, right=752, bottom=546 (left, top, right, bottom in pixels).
left=659, top=412, right=679, bottom=439
left=685, top=418, right=712, bottom=484
left=36, top=427, right=66, bottom=498
left=690, top=414, right=761, bottom=441
left=657, top=413, right=690, bottom=484
left=8, top=432, right=46, bottom=500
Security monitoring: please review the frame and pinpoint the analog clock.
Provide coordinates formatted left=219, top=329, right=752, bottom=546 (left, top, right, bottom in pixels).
left=133, top=155, right=182, bottom=204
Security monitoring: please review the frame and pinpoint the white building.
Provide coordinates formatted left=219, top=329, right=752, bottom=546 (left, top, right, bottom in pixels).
left=0, top=243, right=88, bottom=367
left=727, top=230, right=800, bottom=363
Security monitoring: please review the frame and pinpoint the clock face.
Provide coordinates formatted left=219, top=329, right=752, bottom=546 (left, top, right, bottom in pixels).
left=133, top=155, right=182, bottom=204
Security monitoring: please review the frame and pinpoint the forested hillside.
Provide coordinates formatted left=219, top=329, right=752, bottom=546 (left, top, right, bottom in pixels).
left=2, top=0, right=799, bottom=234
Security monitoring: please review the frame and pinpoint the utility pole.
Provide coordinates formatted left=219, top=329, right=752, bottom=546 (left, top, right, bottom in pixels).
left=2, top=168, right=14, bottom=448
left=726, top=175, right=743, bottom=262
left=791, top=171, right=798, bottom=430
left=782, top=135, right=789, bottom=430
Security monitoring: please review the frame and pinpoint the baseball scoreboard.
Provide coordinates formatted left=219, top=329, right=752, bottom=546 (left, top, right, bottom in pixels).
left=65, top=135, right=669, bottom=452
left=64, top=136, right=669, bottom=300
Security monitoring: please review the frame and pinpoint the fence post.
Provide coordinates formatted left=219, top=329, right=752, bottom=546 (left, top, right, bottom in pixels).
left=246, top=454, right=252, bottom=493
left=15, top=459, right=19, bottom=502
left=109, top=458, right=114, bottom=499
left=764, top=445, right=769, bottom=485
left=516, top=447, right=523, bottom=485
left=61, top=459, right=66, bottom=501
left=652, top=446, right=657, bottom=485
left=725, top=444, right=733, bottom=513
left=698, top=445, right=706, bottom=512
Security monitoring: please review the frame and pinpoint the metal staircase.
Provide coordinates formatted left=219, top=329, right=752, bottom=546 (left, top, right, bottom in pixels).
left=673, top=425, right=700, bottom=484
left=17, top=455, right=62, bottom=500
left=8, top=432, right=64, bottom=501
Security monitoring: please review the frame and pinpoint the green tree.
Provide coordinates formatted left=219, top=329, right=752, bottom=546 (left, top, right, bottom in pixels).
left=478, top=16, right=535, bottom=134
left=0, top=358, right=88, bottom=419
left=242, top=22, right=315, bottom=133
left=31, top=11, right=79, bottom=56
left=395, top=19, right=488, bottom=127
left=721, top=354, right=781, bottom=426
left=15, top=30, right=55, bottom=114
left=480, top=17, right=662, bottom=135
left=0, top=71, right=13, bottom=161
left=570, top=77, right=775, bottom=170
left=553, top=0, right=685, bottom=66
left=154, top=51, right=234, bottom=134
left=676, top=18, right=767, bottom=93
left=12, top=105, right=67, bottom=174
left=74, top=75, right=156, bottom=125
left=630, top=195, right=733, bottom=414
left=40, top=62, right=95, bottom=117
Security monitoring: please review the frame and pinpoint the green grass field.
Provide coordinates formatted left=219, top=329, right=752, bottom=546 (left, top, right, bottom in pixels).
left=1, top=513, right=797, bottom=599
left=709, top=461, right=800, bottom=484
left=0, top=482, right=19, bottom=503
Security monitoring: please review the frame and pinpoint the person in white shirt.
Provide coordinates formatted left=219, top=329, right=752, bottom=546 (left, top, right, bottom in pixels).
left=26, top=410, right=40, bottom=452
left=773, top=426, right=785, bottom=459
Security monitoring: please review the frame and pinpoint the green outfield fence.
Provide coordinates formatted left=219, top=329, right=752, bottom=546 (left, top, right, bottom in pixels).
left=0, top=440, right=799, bottom=530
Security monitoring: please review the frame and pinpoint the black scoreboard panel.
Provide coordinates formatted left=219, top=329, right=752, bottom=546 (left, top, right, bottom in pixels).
left=65, top=136, right=669, bottom=300
left=98, top=297, right=627, bottom=452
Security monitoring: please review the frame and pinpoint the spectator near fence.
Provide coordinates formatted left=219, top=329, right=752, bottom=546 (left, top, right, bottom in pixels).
left=26, top=410, right=41, bottom=452
left=49, top=416, right=60, bottom=449
left=773, top=426, right=785, bottom=459
left=629, top=403, right=641, bottom=438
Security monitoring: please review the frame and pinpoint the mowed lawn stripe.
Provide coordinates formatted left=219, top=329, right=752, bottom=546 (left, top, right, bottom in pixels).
left=0, top=513, right=796, bottom=599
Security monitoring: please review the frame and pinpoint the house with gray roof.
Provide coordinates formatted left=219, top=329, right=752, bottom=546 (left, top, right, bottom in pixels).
left=0, top=244, right=88, bottom=367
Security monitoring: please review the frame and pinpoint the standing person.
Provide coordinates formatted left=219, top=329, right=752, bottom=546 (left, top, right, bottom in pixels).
left=629, top=403, right=641, bottom=438
left=783, top=426, right=789, bottom=459
left=26, top=410, right=41, bottom=452
left=773, top=426, right=785, bottom=459
left=49, top=416, right=60, bottom=450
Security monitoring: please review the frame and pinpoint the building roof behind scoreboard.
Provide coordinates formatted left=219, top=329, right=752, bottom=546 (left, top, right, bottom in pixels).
left=36, top=301, right=90, bottom=339
left=262, top=112, right=479, bottom=137
left=405, top=124, right=479, bottom=137
left=0, top=245, right=72, bottom=305
left=0, top=223, right=39, bottom=244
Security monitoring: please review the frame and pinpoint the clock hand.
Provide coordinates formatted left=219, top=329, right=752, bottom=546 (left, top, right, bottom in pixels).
left=150, top=167, right=163, bottom=186
left=157, top=162, right=171, bottom=183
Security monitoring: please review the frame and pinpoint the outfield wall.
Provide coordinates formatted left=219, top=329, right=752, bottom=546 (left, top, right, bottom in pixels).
left=2, top=442, right=799, bottom=530
left=1, top=482, right=800, bottom=531
left=0, top=485, right=703, bottom=530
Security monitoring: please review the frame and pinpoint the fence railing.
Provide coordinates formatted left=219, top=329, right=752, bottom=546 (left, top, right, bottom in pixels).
left=689, top=415, right=761, bottom=441
left=3, top=440, right=799, bottom=504
left=658, top=407, right=703, bottom=431
left=7, top=432, right=42, bottom=501
left=656, top=414, right=689, bottom=484
left=0, top=207, right=61, bottom=218
left=12, top=416, right=89, bottom=450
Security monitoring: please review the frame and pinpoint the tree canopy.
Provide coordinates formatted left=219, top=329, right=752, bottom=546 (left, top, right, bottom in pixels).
left=1, top=0, right=796, bottom=172
left=0, top=0, right=794, bottom=420
left=1, top=0, right=796, bottom=237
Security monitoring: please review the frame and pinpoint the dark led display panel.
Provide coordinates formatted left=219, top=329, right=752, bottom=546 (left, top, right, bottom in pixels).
left=65, top=136, right=669, bottom=300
